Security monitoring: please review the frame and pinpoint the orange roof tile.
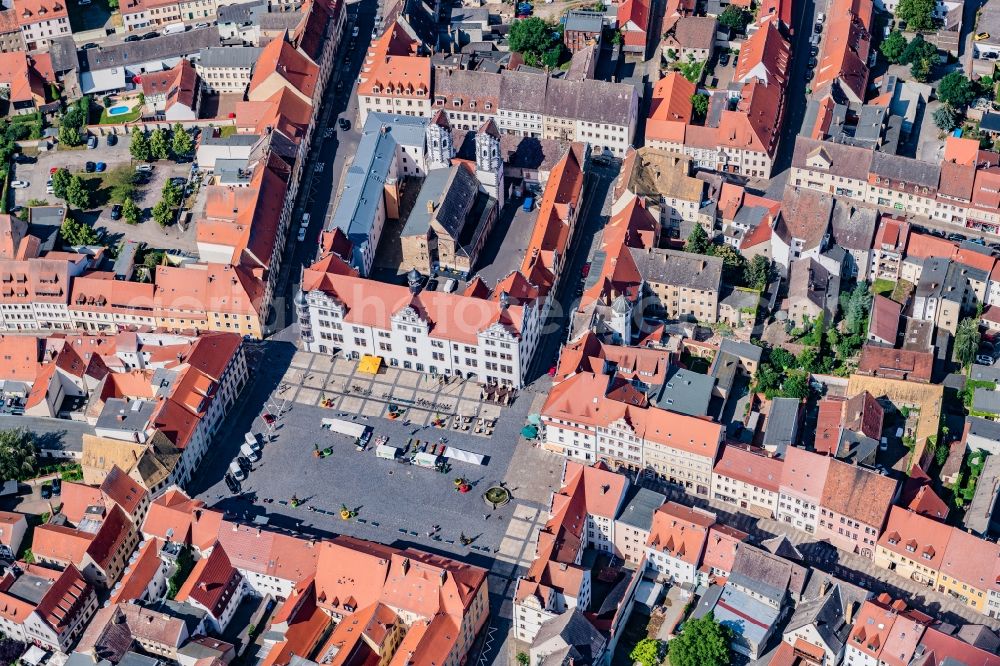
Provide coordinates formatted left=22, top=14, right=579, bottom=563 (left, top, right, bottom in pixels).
left=647, top=502, right=714, bottom=565
left=943, top=135, right=981, bottom=166
left=877, top=506, right=952, bottom=570
left=249, top=37, right=320, bottom=101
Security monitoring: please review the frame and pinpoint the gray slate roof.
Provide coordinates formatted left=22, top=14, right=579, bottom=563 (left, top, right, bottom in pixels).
left=531, top=610, right=607, bottom=666
left=628, top=247, right=723, bottom=292
left=970, top=363, right=1000, bottom=382
left=653, top=367, right=715, bottom=416
left=869, top=151, right=941, bottom=189
left=615, top=488, right=666, bottom=532
left=967, top=415, right=1000, bottom=442
left=973, top=388, right=1000, bottom=415
left=762, top=397, right=799, bottom=455
left=564, top=10, right=605, bottom=33
left=79, top=29, right=221, bottom=72
left=499, top=69, right=636, bottom=127
left=198, top=46, right=261, bottom=68
left=791, top=136, right=874, bottom=182
left=218, top=0, right=267, bottom=24
left=830, top=201, right=878, bottom=251
left=403, top=164, right=481, bottom=240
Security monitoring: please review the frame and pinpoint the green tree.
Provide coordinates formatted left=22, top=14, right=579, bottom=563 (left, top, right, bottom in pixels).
left=0, top=428, right=38, bottom=481
left=685, top=224, right=710, bottom=254
left=51, top=167, right=71, bottom=200
left=782, top=372, right=811, bottom=399
left=122, top=197, right=141, bottom=225
left=60, top=217, right=100, bottom=246
left=516, top=654, right=529, bottom=666
left=901, top=34, right=936, bottom=65
left=954, top=318, right=982, bottom=367
left=65, top=175, right=91, bottom=210
left=910, top=56, right=932, bottom=82
left=932, top=104, right=958, bottom=131
left=937, top=72, right=976, bottom=108
left=769, top=346, right=796, bottom=369
left=744, top=255, right=772, bottom=290
left=161, top=179, right=183, bottom=208
left=58, top=122, right=81, bottom=147
left=508, top=17, right=558, bottom=62
left=880, top=30, right=908, bottom=63
left=171, top=123, right=194, bottom=157
left=895, top=0, right=936, bottom=32
left=712, top=242, right=748, bottom=285
left=143, top=249, right=166, bottom=270
left=150, top=128, right=170, bottom=160
left=630, top=638, right=667, bottom=666
left=668, top=613, right=731, bottom=666
left=691, top=93, right=709, bottom=119
left=130, top=127, right=152, bottom=162
left=754, top=364, right=781, bottom=396
left=152, top=199, right=174, bottom=227
left=845, top=285, right=872, bottom=335
left=541, top=44, right=564, bottom=68
left=718, top=5, right=752, bottom=32
left=58, top=104, right=85, bottom=147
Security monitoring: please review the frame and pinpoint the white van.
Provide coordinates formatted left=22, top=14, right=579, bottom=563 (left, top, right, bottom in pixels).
left=228, top=460, right=245, bottom=481
left=444, top=278, right=457, bottom=293
left=241, top=442, right=261, bottom=461
left=244, top=431, right=262, bottom=451
left=162, top=23, right=187, bottom=35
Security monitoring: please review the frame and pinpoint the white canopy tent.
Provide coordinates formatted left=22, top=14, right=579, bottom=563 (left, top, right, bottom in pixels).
left=321, top=418, right=368, bottom=439
left=444, top=446, right=486, bottom=465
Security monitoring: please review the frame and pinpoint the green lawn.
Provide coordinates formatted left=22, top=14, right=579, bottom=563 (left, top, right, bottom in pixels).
left=217, top=125, right=238, bottom=139
left=99, top=105, right=142, bottom=124
left=871, top=278, right=895, bottom=297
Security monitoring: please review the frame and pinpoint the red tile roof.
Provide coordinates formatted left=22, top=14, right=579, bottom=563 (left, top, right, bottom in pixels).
left=869, top=295, right=901, bottom=344
left=712, top=445, right=782, bottom=492
left=176, top=544, right=243, bottom=618
left=857, top=345, right=933, bottom=383
left=877, top=506, right=952, bottom=570
left=779, top=447, right=830, bottom=501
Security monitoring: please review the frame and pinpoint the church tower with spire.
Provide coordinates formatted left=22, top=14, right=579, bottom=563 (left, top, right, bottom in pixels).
left=474, top=118, right=504, bottom=206
left=426, top=110, right=455, bottom=170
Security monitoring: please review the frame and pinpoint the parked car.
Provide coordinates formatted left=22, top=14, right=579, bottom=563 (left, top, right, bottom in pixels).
left=338, top=117, right=351, bottom=131
left=805, top=70, right=814, bottom=82
left=170, top=176, right=186, bottom=185
left=297, top=226, right=306, bottom=242
left=224, top=474, right=240, bottom=493
left=95, top=162, right=106, bottom=172
left=85, top=161, right=96, bottom=173
left=86, top=135, right=98, bottom=149
left=124, top=34, right=142, bottom=42
left=262, top=412, right=275, bottom=424
left=581, top=262, right=591, bottom=277
left=301, top=212, right=311, bottom=228
left=977, top=355, right=994, bottom=365
left=194, top=22, right=210, bottom=28
left=719, top=53, right=730, bottom=66
left=426, top=278, right=439, bottom=291
left=13, top=154, right=34, bottom=164
left=111, top=204, right=122, bottom=220
left=142, top=31, right=160, bottom=39
left=82, top=42, right=98, bottom=49
left=352, top=25, right=359, bottom=37
left=814, top=23, right=822, bottom=33
left=106, top=134, right=117, bottom=146
left=50, top=166, right=59, bottom=175
left=808, top=57, right=818, bottom=68
left=51, top=478, right=62, bottom=496
left=445, top=277, right=457, bottom=292
left=40, top=484, right=51, bottom=499
left=810, top=45, right=819, bottom=56
left=10, top=180, right=28, bottom=189
left=136, top=164, right=154, bottom=173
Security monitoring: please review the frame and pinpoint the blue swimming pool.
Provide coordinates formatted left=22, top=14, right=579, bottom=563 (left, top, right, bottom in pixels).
left=107, top=105, right=131, bottom=116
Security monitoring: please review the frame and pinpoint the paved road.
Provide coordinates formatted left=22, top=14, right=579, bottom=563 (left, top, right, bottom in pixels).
left=265, top=0, right=376, bottom=332
left=764, top=0, right=826, bottom=199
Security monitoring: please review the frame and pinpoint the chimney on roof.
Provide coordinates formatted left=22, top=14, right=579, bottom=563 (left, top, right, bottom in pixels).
left=401, top=557, right=410, bottom=574
left=439, top=569, right=447, bottom=585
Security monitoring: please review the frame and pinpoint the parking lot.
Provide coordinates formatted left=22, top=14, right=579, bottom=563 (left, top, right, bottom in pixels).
left=195, top=351, right=546, bottom=559
left=13, top=139, right=199, bottom=252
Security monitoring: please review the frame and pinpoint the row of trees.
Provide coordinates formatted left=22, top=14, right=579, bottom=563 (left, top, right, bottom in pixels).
left=130, top=124, right=194, bottom=162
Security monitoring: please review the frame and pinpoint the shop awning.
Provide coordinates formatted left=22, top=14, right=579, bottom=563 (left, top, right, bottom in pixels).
left=358, top=355, right=382, bottom=374
left=376, top=443, right=400, bottom=459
